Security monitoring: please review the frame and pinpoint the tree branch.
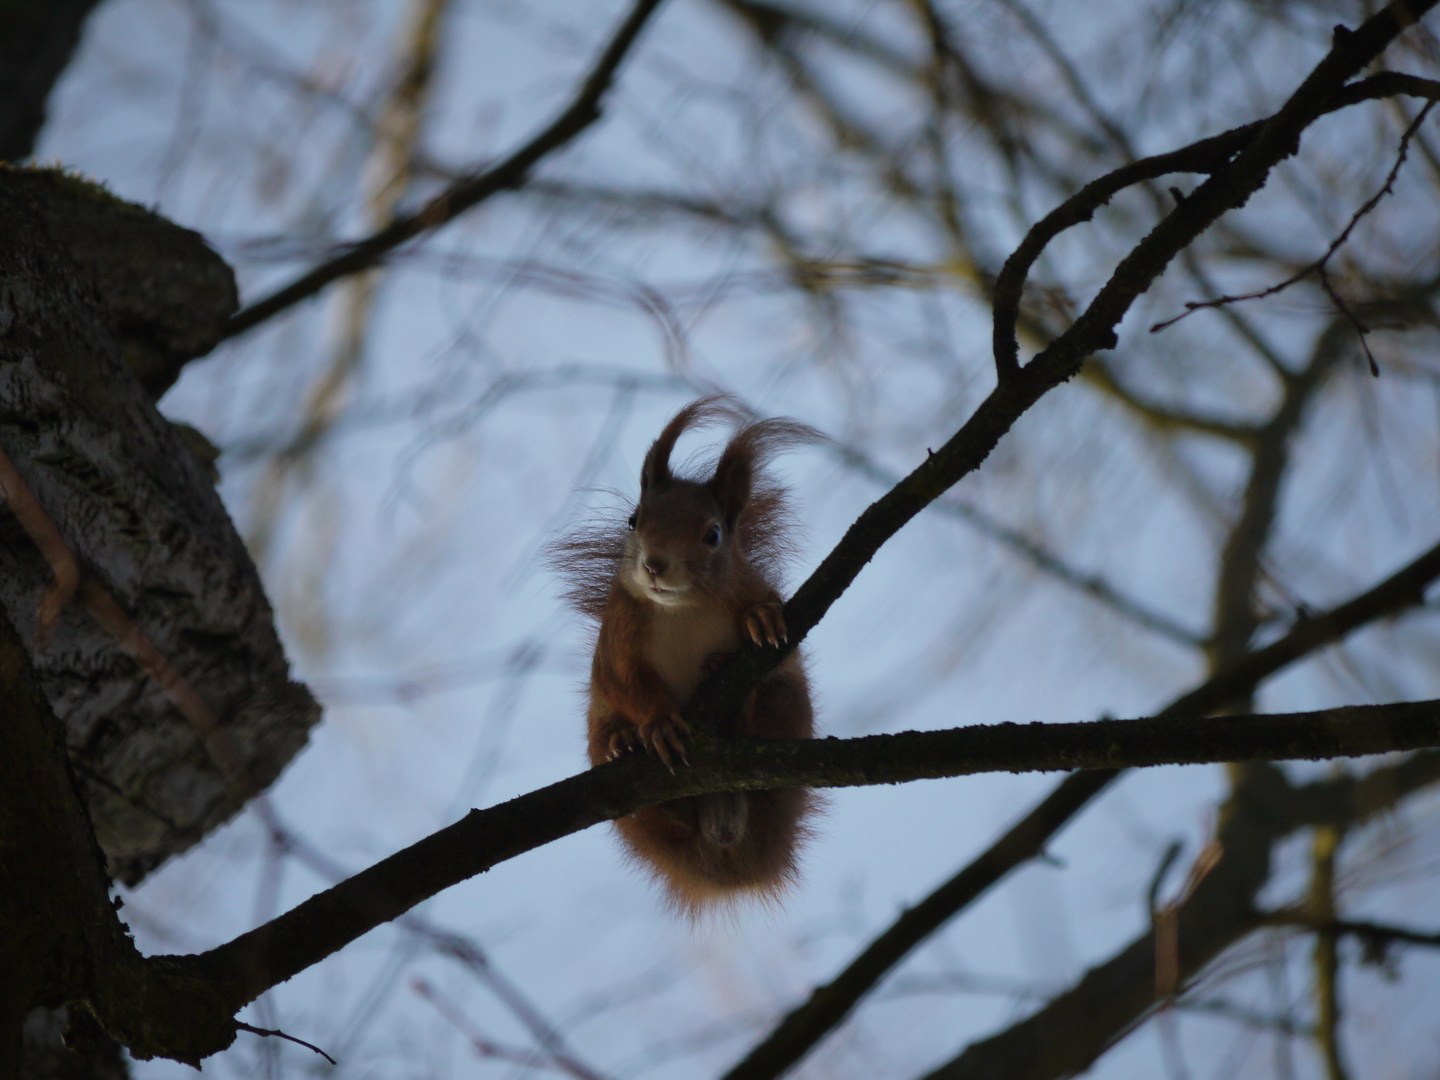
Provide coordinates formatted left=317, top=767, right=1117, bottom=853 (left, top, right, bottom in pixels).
left=914, top=750, right=1440, bottom=1080
left=1209, top=317, right=1351, bottom=670
left=1151, top=101, right=1436, bottom=347
left=174, top=692, right=1440, bottom=1017
left=690, top=9, right=1440, bottom=739
left=991, top=70, right=1440, bottom=379
left=1309, top=826, right=1350, bottom=1080
left=1260, top=912, right=1440, bottom=952
left=823, top=436, right=1207, bottom=646
left=221, top=0, right=666, bottom=339
left=717, top=536, right=1440, bottom=1080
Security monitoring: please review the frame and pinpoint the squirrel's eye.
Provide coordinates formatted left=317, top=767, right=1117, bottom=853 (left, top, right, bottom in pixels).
left=627, top=512, right=637, bottom=530
left=703, top=524, right=721, bottom=547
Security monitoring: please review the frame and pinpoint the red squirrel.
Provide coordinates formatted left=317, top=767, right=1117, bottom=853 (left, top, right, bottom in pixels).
left=553, top=397, right=819, bottom=914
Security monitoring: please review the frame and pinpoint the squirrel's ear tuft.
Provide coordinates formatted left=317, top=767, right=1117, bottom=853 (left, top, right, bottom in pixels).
left=711, top=447, right=752, bottom=531
left=711, top=416, right=824, bottom=532
left=641, top=396, right=740, bottom=496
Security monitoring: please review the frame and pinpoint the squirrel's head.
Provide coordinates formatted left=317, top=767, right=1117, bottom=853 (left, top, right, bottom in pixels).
left=622, top=397, right=819, bottom=606
left=626, top=478, right=733, bottom=605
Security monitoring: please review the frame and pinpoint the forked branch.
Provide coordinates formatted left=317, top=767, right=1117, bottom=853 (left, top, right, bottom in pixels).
left=690, top=3, right=1439, bottom=739
left=992, top=72, right=1440, bottom=380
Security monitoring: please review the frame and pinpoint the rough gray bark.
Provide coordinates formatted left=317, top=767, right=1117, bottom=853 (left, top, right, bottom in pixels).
left=0, top=165, right=319, bottom=885
left=0, top=1, right=105, bottom=162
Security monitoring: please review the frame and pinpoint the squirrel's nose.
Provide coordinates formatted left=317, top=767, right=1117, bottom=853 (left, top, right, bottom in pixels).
left=643, top=557, right=668, bottom=579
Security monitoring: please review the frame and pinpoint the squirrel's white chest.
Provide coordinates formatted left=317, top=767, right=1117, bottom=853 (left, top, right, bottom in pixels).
left=645, top=604, right=739, bottom=704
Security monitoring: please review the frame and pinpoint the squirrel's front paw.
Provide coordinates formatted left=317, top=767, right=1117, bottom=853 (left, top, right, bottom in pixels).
left=743, top=600, right=787, bottom=647
left=637, top=713, right=690, bottom=772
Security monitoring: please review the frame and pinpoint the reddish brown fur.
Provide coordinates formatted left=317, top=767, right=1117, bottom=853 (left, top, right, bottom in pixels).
left=551, top=397, right=820, bottom=915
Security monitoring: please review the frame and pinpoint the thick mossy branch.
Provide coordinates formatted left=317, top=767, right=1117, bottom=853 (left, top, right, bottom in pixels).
left=0, top=163, right=238, bottom=395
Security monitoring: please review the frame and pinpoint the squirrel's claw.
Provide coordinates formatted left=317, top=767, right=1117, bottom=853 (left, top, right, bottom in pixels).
left=608, top=727, right=642, bottom=760
left=639, top=713, right=690, bottom=772
left=743, top=600, right=787, bottom=648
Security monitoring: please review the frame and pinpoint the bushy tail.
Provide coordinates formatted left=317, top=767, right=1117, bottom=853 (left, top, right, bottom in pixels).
left=616, top=787, right=814, bottom=917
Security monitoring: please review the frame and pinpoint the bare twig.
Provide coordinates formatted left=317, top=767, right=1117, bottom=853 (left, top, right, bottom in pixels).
left=1154, top=841, right=1224, bottom=999
left=991, top=73, right=1440, bottom=378
left=917, top=753, right=1440, bottom=1080
left=1259, top=912, right=1440, bottom=952
left=234, top=1021, right=337, bottom=1065
left=824, top=437, right=1208, bottom=646
left=251, top=805, right=608, bottom=1079
left=1150, top=102, right=1437, bottom=379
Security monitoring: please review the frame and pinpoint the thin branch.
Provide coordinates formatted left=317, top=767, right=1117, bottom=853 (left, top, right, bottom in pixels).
left=244, top=0, right=453, bottom=575
left=996, top=0, right=1299, bottom=383
left=255, top=805, right=609, bottom=1079
left=1150, top=102, right=1437, bottom=371
left=1330, top=919, right=1440, bottom=950
left=991, top=72, right=1440, bottom=379
left=719, top=0, right=921, bottom=80
left=411, top=979, right=602, bottom=1078
left=824, top=437, right=1208, bottom=646
left=234, top=1022, right=336, bottom=1066
left=1081, top=358, right=1261, bottom=443
left=1259, top=911, right=1440, bottom=951
left=222, top=0, right=666, bottom=339
left=1209, top=317, right=1352, bottom=671
left=1154, top=841, right=1225, bottom=1000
